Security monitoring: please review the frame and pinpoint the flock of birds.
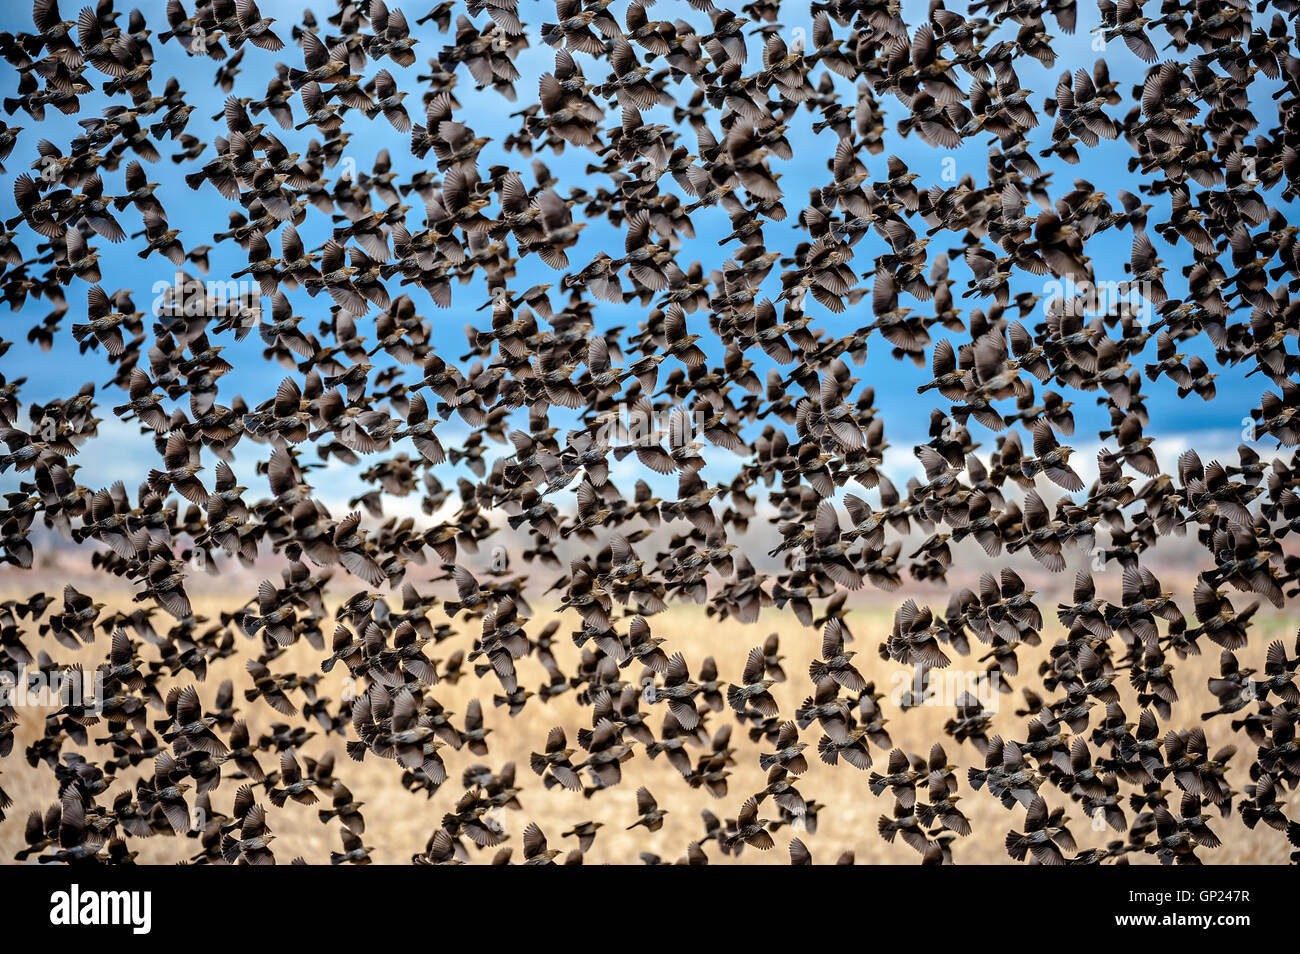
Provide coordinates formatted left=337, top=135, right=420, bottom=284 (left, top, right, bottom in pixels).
left=0, top=0, right=1298, bottom=865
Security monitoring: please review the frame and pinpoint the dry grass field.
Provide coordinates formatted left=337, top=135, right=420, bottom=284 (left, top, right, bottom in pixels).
left=2, top=561, right=1295, bottom=866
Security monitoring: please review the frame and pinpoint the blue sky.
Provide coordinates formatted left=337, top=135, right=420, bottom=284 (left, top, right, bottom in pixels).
left=0, top=0, right=1294, bottom=509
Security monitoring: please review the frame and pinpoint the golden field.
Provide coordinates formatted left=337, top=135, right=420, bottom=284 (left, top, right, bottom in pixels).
left=0, top=566, right=1296, bottom=866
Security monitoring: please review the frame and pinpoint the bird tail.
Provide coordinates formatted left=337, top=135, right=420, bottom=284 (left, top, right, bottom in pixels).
left=220, top=834, right=241, bottom=864
left=1005, top=831, right=1028, bottom=861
